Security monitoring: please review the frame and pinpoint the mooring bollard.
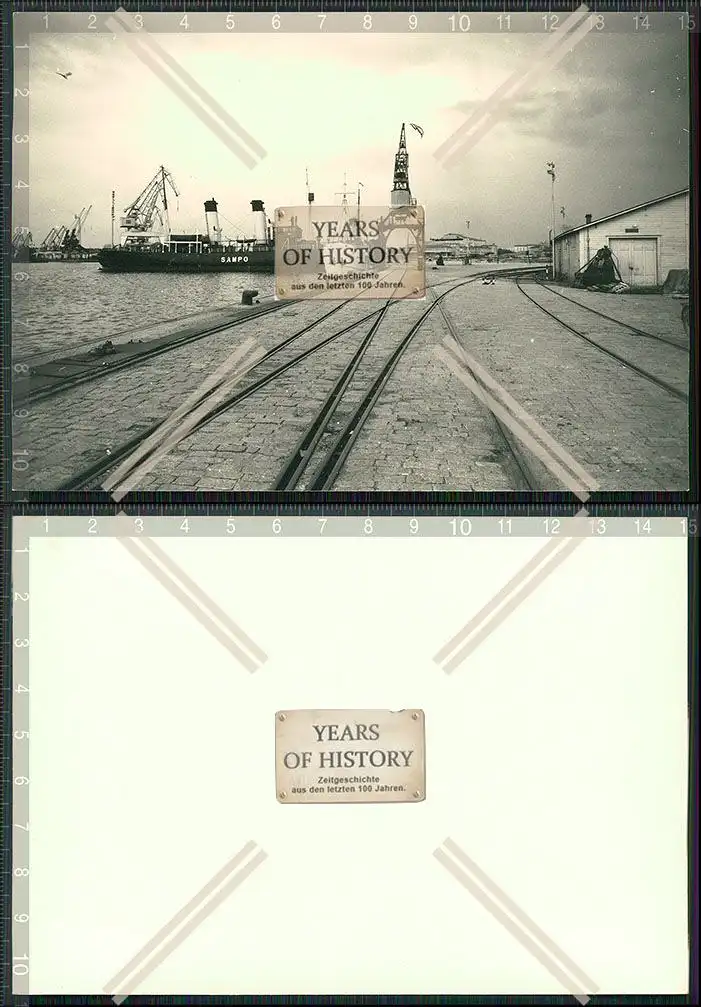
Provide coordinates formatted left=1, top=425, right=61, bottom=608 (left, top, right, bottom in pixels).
left=241, top=289, right=259, bottom=306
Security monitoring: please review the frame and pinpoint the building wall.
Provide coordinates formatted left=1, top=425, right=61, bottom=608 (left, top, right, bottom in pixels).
left=425, top=241, right=498, bottom=259
left=425, top=240, right=467, bottom=256
left=554, top=231, right=581, bottom=278
left=554, top=192, right=689, bottom=286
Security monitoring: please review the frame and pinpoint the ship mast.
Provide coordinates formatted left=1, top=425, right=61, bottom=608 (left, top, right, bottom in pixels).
left=161, top=166, right=171, bottom=236
left=336, top=172, right=350, bottom=221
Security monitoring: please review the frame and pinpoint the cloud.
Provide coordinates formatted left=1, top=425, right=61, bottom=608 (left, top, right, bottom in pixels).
left=450, top=87, right=611, bottom=136
left=18, top=26, right=690, bottom=249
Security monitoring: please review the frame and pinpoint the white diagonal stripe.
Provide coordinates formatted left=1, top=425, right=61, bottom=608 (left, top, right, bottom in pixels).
left=436, top=839, right=598, bottom=1004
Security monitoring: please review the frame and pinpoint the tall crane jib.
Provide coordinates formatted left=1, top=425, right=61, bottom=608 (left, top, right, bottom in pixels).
left=47, top=226, right=68, bottom=250
left=120, top=167, right=179, bottom=244
left=38, top=215, right=85, bottom=254
left=12, top=228, right=35, bottom=262
left=62, top=205, right=92, bottom=251
left=12, top=228, right=33, bottom=249
left=40, top=226, right=59, bottom=250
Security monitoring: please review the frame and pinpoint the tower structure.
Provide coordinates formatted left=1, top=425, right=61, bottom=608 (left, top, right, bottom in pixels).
left=391, top=123, right=416, bottom=208
left=336, top=173, right=351, bottom=221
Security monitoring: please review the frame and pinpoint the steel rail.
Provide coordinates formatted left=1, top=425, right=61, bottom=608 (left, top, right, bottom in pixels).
left=17, top=300, right=289, bottom=405
left=432, top=296, right=540, bottom=491
left=535, top=281, right=688, bottom=353
left=299, top=277, right=487, bottom=491
left=272, top=300, right=396, bottom=491
left=515, top=280, right=688, bottom=403
left=57, top=267, right=544, bottom=491
left=58, top=302, right=388, bottom=490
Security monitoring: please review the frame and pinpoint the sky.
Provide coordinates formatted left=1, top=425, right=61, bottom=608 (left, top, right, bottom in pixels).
left=18, top=24, right=689, bottom=248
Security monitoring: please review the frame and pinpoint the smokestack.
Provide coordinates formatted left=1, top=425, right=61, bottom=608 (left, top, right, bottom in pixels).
left=251, top=199, right=267, bottom=242
left=204, top=198, right=221, bottom=244
left=585, top=213, right=592, bottom=224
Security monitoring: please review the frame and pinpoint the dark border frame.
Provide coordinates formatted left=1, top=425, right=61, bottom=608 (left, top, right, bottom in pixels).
left=2, top=1, right=699, bottom=1004
left=2, top=0, right=698, bottom=510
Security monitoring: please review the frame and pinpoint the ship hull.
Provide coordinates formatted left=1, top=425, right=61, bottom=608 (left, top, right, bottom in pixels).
left=97, top=247, right=274, bottom=274
left=31, top=254, right=100, bottom=263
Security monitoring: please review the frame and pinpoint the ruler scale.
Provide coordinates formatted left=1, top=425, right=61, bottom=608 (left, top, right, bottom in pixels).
left=6, top=511, right=699, bottom=538
left=9, top=7, right=701, bottom=33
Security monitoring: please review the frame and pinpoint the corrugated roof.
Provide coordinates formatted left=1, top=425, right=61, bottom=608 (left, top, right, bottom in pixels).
left=554, top=188, right=689, bottom=241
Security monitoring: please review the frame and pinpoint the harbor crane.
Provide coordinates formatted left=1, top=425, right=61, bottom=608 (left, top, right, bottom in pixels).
left=62, top=205, right=92, bottom=250
left=12, top=227, right=34, bottom=261
left=120, top=166, right=179, bottom=236
left=39, top=207, right=92, bottom=251
left=40, top=224, right=68, bottom=250
left=36, top=206, right=92, bottom=255
left=12, top=227, right=33, bottom=249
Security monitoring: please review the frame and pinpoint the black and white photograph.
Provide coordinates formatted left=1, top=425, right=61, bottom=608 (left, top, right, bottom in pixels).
left=11, top=10, right=691, bottom=493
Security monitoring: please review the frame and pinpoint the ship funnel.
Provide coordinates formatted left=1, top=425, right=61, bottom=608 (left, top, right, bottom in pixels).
left=204, top=198, right=221, bottom=244
left=251, top=200, right=267, bottom=242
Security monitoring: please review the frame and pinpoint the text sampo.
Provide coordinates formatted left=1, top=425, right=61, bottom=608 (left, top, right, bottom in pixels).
left=282, top=721, right=415, bottom=770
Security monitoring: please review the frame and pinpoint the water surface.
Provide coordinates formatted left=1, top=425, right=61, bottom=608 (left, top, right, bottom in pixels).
left=12, top=262, right=276, bottom=360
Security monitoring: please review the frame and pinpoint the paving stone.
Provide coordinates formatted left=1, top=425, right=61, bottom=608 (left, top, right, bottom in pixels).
left=13, top=267, right=689, bottom=492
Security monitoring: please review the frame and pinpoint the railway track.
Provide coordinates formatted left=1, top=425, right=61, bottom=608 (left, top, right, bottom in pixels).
left=515, top=279, right=688, bottom=404
left=272, top=270, right=544, bottom=491
left=431, top=295, right=541, bottom=492
left=18, top=271, right=495, bottom=406
left=59, top=267, right=536, bottom=492
left=59, top=299, right=391, bottom=490
left=15, top=300, right=293, bottom=406
left=536, top=282, right=688, bottom=353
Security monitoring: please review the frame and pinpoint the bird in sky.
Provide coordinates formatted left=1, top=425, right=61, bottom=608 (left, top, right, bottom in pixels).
left=55, top=70, right=72, bottom=80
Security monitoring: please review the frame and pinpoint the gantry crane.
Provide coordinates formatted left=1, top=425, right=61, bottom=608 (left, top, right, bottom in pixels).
left=12, top=227, right=33, bottom=249
left=120, top=166, right=179, bottom=237
left=62, top=205, right=92, bottom=250
left=12, top=227, right=35, bottom=261
left=40, top=226, right=57, bottom=249
left=40, top=225, right=68, bottom=250
left=36, top=207, right=92, bottom=254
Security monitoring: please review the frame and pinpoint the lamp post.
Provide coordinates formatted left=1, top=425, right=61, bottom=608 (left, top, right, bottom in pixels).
left=546, top=162, right=556, bottom=279
left=465, top=219, right=471, bottom=264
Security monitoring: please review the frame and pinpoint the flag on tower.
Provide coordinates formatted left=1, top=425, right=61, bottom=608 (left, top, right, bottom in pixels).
left=409, top=123, right=424, bottom=138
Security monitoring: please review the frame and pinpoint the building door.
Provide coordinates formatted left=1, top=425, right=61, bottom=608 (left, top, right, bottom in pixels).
left=608, top=238, right=658, bottom=288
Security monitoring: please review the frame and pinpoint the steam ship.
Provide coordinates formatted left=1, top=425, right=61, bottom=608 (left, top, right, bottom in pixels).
left=98, top=198, right=274, bottom=274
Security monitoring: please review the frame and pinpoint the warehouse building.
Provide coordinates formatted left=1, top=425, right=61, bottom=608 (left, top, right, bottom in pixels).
left=425, top=233, right=497, bottom=259
left=553, top=188, right=689, bottom=289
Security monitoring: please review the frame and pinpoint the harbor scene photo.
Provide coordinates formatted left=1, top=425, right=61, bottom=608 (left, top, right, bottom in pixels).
left=12, top=13, right=691, bottom=493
